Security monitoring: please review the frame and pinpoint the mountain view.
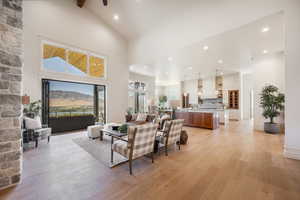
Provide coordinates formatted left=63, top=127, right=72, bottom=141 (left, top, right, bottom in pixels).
left=49, top=90, right=94, bottom=117
left=50, top=90, right=93, bottom=107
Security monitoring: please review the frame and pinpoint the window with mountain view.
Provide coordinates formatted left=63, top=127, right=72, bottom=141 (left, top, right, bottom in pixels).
left=42, top=80, right=106, bottom=133
left=49, top=81, right=94, bottom=118
left=42, top=42, right=105, bottom=78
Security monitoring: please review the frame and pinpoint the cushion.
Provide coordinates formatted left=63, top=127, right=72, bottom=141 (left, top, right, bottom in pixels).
left=136, top=113, right=147, bottom=122
left=24, top=117, right=42, bottom=130
left=161, top=114, right=171, bottom=121
left=131, top=114, right=137, bottom=121
left=113, top=140, right=129, bottom=157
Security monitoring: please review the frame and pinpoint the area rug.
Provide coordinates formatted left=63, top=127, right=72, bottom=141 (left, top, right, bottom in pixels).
left=72, top=134, right=128, bottom=168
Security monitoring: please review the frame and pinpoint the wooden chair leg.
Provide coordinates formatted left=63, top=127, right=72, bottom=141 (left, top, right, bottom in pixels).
left=158, top=144, right=161, bottom=155
left=178, top=143, right=181, bottom=150
left=48, top=136, right=50, bottom=143
left=165, top=145, right=168, bottom=156
left=129, top=159, right=133, bottom=175
left=151, top=152, right=154, bottom=163
left=35, top=139, right=38, bottom=148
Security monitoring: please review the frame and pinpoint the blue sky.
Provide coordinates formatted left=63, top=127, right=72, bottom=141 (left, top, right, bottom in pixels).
left=43, top=57, right=86, bottom=76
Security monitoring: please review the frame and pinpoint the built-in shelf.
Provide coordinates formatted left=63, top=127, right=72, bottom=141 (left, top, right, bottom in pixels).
left=228, top=90, right=239, bottom=109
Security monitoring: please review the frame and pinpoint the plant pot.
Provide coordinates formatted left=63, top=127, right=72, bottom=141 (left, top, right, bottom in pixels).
left=264, top=122, right=280, bottom=134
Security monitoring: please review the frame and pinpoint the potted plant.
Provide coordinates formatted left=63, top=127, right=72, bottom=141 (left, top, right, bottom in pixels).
left=260, top=85, right=284, bottom=134
left=118, top=124, right=128, bottom=133
left=159, top=95, right=168, bottom=109
left=23, top=100, right=42, bottom=118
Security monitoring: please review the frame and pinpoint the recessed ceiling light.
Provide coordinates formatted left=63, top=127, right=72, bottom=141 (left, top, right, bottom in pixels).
left=218, top=59, right=223, bottom=64
left=263, top=50, right=268, bottom=54
left=144, top=65, right=147, bottom=69
left=168, top=57, right=173, bottom=61
left=262, top=27, right=270, bottom=33
left=113, top=14, right=119, bottom=21
left=188, top=67, right=193, bottom=70
left=203, top=46, right=209, bottom=51
left=165, top=72, right=169, bottom=75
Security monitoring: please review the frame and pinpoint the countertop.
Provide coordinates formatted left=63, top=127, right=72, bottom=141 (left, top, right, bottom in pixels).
left=176, top=109, right=227, bottom=113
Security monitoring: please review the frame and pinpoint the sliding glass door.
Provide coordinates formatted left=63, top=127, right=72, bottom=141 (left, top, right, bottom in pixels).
left=42, top=79, right=106, bottom=133
left=95, top=85, right=106, bottom=123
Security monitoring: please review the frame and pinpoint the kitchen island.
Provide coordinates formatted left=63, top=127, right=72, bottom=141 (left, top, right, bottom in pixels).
left=175, top=110, right=220, bottom=130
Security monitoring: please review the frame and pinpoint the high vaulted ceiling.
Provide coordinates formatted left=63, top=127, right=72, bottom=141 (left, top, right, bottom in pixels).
left=84, top=0, right=285, bottom=85
left=86, top=0, right=205, bottom=39
left=132, top=12, right=284, bottom=84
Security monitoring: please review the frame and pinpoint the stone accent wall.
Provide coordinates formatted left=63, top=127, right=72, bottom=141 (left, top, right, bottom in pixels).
left=0, top=0, right=23, bottom=189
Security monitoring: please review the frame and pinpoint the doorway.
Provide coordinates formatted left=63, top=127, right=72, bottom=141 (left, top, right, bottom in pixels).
left=42, top=79, right=106, bottom=133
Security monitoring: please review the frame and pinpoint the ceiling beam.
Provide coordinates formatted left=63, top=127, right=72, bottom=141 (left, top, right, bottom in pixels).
left=103, top=0, right=108, bottom=6
left=77, top=0, right=86, bottom=8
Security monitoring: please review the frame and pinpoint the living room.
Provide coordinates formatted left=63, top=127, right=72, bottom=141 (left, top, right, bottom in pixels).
left=0, top=0, right=300, bottom=199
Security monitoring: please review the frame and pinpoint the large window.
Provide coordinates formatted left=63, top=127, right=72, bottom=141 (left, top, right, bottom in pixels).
left=42, top=41, right=106, bottom=78
left=42, top=80, right=106, bottom=133
left=48, top=81, right=94, bottom=118
left=128, top=81, right=147, bottom=113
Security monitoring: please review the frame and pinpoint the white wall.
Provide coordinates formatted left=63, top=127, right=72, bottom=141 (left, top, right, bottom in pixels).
left=156, top=84, right=181, bottom=107
left=282, top=1, right=300, bottom=160
left=253, top=52, right=285, bottom=131
left=223, top=73, right=242, bottom=120
left=183, top=79, right=198, bottom=104
left=202, top=77, right=216, bottom=99
left=242, top=73, right=254, bottom=120
left=23, top=0, right=128, bottom=123
left=164, top=84, right=181, bottom=101
left=156, top=85, right=165, bottom=98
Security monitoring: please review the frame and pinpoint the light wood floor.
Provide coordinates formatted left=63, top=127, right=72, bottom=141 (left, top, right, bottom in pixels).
left=1, top=121, right=300, bottom=200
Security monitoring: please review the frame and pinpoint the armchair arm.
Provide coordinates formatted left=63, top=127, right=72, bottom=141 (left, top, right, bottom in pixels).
left=111, top=135, right=128, bottom=142
left=42, top=124, right=48, bottom=128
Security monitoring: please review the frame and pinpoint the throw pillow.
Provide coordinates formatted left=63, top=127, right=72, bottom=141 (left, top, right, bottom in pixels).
left=24, top=117, right=42, bottom=130
left=131, top=114, right=138, bottom=121
left=161, top=114, right=171, bottom=121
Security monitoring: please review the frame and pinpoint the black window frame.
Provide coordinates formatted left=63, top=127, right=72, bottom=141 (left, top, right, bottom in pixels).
left=41, top=79, right=106, bottom=129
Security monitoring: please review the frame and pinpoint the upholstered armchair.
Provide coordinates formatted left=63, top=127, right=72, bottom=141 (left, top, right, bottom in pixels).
left=158, top=119, right=184, bottom=156
left=111, top=123, right=158, bottom=175
left=22, top=117, right=52, bottom=148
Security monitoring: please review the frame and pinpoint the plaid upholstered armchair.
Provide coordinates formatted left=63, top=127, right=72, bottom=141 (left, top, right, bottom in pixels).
left=112, top=123, right=158, bottom=175
left=158, top=119, right=184, bottom=156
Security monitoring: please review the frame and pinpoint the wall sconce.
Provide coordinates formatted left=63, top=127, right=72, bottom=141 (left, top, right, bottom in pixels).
left=22, top=95, right=30, bottom=105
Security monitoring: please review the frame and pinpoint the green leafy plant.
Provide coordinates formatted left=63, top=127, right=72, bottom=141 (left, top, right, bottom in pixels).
left=126, top=107, right=134, bottom=115
left=118, top=124, right=128, bottom=133
left=260, top=85, right=284, bottom=124
left=159, top=95, right=168, bottom=107
left=23, top=100, right=42, bottom=118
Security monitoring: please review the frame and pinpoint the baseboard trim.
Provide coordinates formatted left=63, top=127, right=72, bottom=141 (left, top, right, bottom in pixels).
left=284, top=146, right=300, bottom=160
